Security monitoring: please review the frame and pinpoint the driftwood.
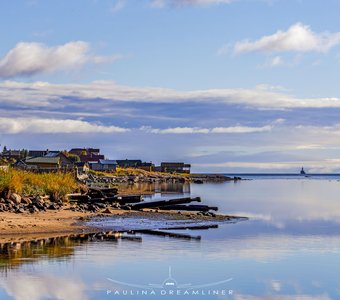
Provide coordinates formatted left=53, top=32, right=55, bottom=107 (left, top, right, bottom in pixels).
left=114, top=195, right=143, bottom=204
left=68, top=194, right=91, bottom=202
left=135, top=229, right=201, bottom=240
left=67, top=188, right=144, bottom=204
left=159, top=204, right=218, bottom=212
left=130, top=197, right=201, bottom=210
left=159, top=224, right=219, bottom=230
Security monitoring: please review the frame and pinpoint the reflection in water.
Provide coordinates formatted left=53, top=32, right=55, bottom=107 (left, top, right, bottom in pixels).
left=1, top=179, right=340, bottom=299
left=119, top=182, right=191, bottom=197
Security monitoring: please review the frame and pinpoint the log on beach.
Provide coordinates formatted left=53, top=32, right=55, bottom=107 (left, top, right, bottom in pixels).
left=68, top=194, right=91, bottom=202
left=114, top=195, right=144, bottom=204
left=130, top=197, right=201, bottom=210
left=159, top=204, right=218, bottom=212
left=135, top=229, right=201, bottom=240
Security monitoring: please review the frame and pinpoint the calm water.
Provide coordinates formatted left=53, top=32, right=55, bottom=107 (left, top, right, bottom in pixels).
left=1, top=177, right=340, bottom=299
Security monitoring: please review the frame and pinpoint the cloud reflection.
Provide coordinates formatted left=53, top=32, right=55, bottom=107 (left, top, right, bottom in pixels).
left=0, top=274, right=87, bottom=300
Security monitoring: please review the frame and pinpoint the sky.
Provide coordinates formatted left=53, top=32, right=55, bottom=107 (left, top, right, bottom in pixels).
left=2, top=0, right=340, bottom=172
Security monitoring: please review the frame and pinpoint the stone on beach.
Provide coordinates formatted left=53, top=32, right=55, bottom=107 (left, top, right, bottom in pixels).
left=10, top=193, right=21, bottom=205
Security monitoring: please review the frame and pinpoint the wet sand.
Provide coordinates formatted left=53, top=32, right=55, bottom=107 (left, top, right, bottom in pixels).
left=0, top=208, right=237, bottom=244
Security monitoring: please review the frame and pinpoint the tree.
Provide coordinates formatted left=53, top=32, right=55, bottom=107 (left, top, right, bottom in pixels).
left=20, top=149, right=28, bottom=159
left=2, top=145, right=7, bottom=154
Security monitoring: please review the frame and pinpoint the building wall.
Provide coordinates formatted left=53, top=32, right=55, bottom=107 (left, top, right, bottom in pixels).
left=90, top=163, right=116, bottom=171
left=26, top=163, right=59, bottom=169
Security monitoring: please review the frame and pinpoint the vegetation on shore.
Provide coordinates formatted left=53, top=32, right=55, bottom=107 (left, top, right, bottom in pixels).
left=89, top=167, right=190, bottom=178
left=0, top=169, right=79, bottom=200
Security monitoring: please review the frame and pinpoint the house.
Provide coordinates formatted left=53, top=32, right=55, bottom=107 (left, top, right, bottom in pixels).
left=1, top=149, right=25, bottom=160
left=116, top=159, right=143, bottom=168
left=28, top=150, right=50, bottom=157
left=69, top=148, right=105, bottom=162
left=160, top=162, right=191, bottom=174
left=44, top=151, right=74, bottom=169
left=75, top=162, right=90, bottom=173
left=138, top=162, right=155, bottom=172
left=89, top=159, right=117, bottom=172
left=25, top=157, right=60, bottom=170
left=13, top=159, right=28, bottom=170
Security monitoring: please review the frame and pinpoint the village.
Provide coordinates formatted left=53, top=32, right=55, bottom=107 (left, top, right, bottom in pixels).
left=0, top=146, right=192, bottom=174
left=0, top=146, right=239, bottom=241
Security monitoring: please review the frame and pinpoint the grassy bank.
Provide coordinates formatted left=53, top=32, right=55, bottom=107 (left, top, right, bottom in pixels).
left=0, top=169, right=79, bottom=200
left=90, top=167, right=190, bottom=178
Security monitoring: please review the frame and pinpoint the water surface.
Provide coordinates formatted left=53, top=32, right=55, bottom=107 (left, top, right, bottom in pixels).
left=1, top=177, right=340, bottom=299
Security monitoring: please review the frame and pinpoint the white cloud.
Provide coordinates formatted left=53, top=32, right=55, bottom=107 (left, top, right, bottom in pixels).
left=144, top=126, right=210, bottom=134
left=266, top=55, right=284, bottom=67
left=110, top=0, right=126, bottom=13
left=141, top=125, right=273, bottom=134
left=0, top=117, right=129, bottom=134
left=211, top=125, right=272, bottom=133
left=1, top=80, right=340, bottom=110
left=150, top=0, right=233, bottom=7
left=0, top=41, right=122, bottom=78
left=234, top=23, right=340, bottom=54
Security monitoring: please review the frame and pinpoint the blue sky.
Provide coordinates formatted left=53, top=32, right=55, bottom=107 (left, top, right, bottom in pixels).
left=2, top=0, right=340, bottom=172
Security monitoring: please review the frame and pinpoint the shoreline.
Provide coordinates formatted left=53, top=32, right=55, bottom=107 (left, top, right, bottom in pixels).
left=0, top=209, right=245, bottom=244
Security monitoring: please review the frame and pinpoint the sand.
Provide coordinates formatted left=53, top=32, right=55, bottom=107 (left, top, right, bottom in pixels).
left=0, top=208, right=238, bottom=244
left=0, top=209, right=124, bottom=244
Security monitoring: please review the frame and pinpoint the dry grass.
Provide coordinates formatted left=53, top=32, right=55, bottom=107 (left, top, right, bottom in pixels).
left=0, top=169, right=79, bottom=201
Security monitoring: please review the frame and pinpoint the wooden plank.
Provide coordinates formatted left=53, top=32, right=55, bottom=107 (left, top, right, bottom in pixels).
left=135, top=229, right=201, bottom=240
left=158, top=204, right=218, bottom=212
left=130, top=197, right=201, bottom=210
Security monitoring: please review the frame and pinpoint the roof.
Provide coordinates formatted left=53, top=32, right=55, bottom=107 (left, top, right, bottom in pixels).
left=99, top=159, right=117, bottom=165
left=69, top=148, right=100, bottom=153
left=44, top=151, right=60, bottom=157
left=25, top=157, right=60, bottom=164
left=116, top=159, right=142, bottom=165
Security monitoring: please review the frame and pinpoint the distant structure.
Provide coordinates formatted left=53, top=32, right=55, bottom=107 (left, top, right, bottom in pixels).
left=116, top=159, right=143, bottom=169
left=116, top=159, right=155, bottom=171
left=300, top=167, right=306, bottom=175
left=160, top=162, right=191, bottom=174
left=69, top=148, right=104, bottom=163
left=89, top=159, right=117, bottom=172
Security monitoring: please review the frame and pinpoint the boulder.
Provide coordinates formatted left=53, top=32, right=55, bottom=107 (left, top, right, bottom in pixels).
left=48, top=204, right=58, bottom=210
left=15, top=207, right=25, bottom=214
left=10, top=193, right=21, bottom=205
left=33, top=195, right=45, bottom=204
left=21, top=197, right=32, bottom=205
left=102, top=208, right=112, bottom=214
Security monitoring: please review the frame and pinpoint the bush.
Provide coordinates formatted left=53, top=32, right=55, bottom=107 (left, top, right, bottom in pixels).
left=0, top=169, right=79, bottom=201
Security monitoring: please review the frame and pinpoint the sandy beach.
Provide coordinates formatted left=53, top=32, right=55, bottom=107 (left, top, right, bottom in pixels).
left=0, top=210, right=120, bottom=244
left=0, top=208, right=236, bottom=244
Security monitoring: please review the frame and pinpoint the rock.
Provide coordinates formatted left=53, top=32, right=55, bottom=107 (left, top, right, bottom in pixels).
left=5, top=199, right=14, bottom=205
left=15, top=207, right=25, bottom=214
left=48, top=204, right=58, bottom=210
left=21, top=197, right=32, bottom=205
left=10, top=193, right=21, bottom=205
left=33, top=196, right=44, bottom=205
left=95, top=203, right=106, bottom=209
left=29, top=206, right=40, bottom=213
left=102, top=208, right=112, bottom=214
left=112, top=203, right=121, bottom=209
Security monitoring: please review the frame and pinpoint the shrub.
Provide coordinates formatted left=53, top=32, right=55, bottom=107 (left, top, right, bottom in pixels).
left=0, top=169, right=79, bottom=201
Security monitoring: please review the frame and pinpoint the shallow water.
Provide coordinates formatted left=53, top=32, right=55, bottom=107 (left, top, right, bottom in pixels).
left=1, top=178, right=340, bottom=299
